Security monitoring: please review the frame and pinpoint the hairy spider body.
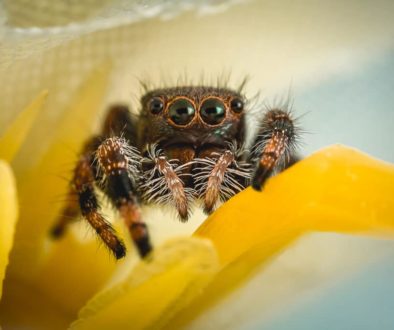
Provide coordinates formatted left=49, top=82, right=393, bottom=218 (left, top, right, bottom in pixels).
left=51, top=86, right=299, bottom=259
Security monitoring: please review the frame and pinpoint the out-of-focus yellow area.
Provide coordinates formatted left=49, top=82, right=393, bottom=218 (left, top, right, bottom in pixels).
left=0, top=161, right=18, bottom=299
left=70, top=238, right=219, bottom=330
left=0, top=63, right=119, bottom=328
left=0, top=90, right=48, bottom=162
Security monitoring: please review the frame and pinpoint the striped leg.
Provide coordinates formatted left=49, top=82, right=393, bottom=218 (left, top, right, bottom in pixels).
left=250, top=108, right=300, bottom=190
left=59, top=146, right=126, bottom=259
left=96, top=137, right=152, bottom=258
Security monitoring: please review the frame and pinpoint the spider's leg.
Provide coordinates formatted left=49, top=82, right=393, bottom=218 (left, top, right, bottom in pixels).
left=50, top=105, right=133, bottom=238
left=54, top=139, right=126, bottom=259
left=250, top=108, right=299, bottom=190
left=50, top=136, right=101, bottom=238
left=194, top=146, right=251, bottom=214
left=96, top=137, right=152, bottom=258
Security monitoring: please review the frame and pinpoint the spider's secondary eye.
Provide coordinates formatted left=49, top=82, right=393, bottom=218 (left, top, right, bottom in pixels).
left=230, top=98, right=244, bottom=113
left=200, top=99, right=226, bottom=125
left=168, top=99, right=195, bottom=125
left=149, top=97, right=164, bottom=114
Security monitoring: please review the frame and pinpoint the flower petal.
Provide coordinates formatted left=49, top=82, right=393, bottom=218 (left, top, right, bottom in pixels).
left=7, top=62, right=113, bottom=279
left=165, top=145, right=394, bottom=327
left=70, top=237, right=220, bottom=330
left=0, top=161, right=18, bottom=299
left=0, top=90, right=48, bottom=162
left=1, top=63, right=116, bottom=323
left=196, top=144, right=394, bottom=265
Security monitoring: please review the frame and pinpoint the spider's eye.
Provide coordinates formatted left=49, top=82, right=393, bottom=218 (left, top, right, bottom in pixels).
left=168, top=99, right=195, bottom=125
left=200, top=98, right=226, bottom=125
left=230, top=98, right=244, bottom=113
left=149, top=97, right=164, bottom=114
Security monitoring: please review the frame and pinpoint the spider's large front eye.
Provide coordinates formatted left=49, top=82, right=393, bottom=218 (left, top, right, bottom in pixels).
left=168, top=99, right=195, bottom=125
left=200, top=98, right=226, bottom=125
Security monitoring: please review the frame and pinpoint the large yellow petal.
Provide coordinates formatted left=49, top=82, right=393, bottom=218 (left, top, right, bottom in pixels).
left=70, top=238, right=220, bottom=330
left=196, top=144, right=394, bottom=264
left=0, top=91, right=48, bottom=162
left=0, top=161, right=18, bottom=300
left=165, top=145, right=394, bottom=327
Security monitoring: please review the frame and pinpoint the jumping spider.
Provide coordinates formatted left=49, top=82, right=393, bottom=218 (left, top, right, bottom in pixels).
left=51, top=85, right=299, bottom=259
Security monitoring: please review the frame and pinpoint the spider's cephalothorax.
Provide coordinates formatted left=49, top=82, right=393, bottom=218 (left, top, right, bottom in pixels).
left=51, top=86, right=300, bottom=259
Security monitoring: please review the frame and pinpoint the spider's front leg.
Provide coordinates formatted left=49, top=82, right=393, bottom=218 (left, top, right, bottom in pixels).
left=96, top=136, right=152, bottom=258
left=250, top=108, right=299, bottom=190
left=52, top=136, right=127, bottom=259
left=52, top=105, right=151, bottom=258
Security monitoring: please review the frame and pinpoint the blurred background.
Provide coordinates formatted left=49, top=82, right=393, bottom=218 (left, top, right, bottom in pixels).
left=0, top=0, right=393, bottom=329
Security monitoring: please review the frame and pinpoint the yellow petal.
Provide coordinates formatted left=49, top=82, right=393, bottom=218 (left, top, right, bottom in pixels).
left=0, top=161, right=18, bottom=299
left=7, top=62, right=113, bottom=279
left=1, top=63, right=115, bottom=323
left=0, top=90, right=48, bottom=162
left=195, top=144, right=394, bottom=265
left=70, top=237, right=220, bottom=330
left=165, top=145, right=394, bottom=327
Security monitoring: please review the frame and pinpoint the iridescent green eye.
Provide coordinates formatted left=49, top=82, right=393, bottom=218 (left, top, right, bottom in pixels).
left=168, top=99, right=195, bottom=125
left=200, top=98, right=226, bottom=125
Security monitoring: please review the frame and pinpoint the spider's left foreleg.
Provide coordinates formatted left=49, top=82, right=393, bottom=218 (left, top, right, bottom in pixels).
left=250, top=108, right=299, bottom=190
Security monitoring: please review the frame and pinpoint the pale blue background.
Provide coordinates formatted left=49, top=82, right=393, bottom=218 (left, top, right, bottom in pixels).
left=299, top=51, right=394, bottom=163
left=248, top=51, right=394, bottom=330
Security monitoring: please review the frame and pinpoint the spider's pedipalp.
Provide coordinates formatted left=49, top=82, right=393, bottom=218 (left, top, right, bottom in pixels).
left=193, top=143, right=251, bottom=214
left=141, top=145, right=193, bottom=221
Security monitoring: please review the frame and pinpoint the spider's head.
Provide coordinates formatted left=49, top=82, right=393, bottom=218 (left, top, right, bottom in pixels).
left=139, top=86, right=246, bottom=149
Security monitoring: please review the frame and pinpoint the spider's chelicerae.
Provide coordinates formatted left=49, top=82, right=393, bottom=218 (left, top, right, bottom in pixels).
left=51, top=85, right=300, bottom=259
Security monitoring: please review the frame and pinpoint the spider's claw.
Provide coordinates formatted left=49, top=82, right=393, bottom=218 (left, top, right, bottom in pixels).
left=203, top=205, right=214, bottom=215
left=129, top=222, right=153, bottom=258
left=251, top=166, right=271, bottom=191
left=178, top=210, right=190, bottom=223
left=49, top=223, right=66, bottom=238
left=114, top=240, right=127, bottom=260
